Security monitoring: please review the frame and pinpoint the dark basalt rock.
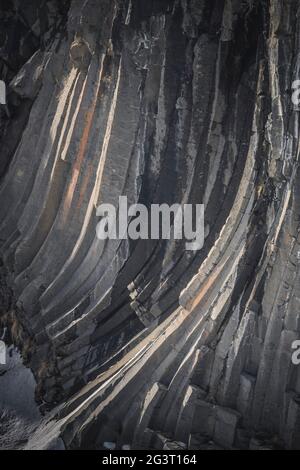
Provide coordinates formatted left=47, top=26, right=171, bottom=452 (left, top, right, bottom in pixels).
left=70, top=38, right=92, bottom=70
left=0, top=0, right=300, bottom=450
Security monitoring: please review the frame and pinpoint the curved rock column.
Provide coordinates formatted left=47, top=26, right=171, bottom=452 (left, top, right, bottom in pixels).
left=1, top=0, right=300, bottom=450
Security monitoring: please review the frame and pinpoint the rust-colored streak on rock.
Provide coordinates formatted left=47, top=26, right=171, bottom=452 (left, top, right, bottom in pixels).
left=77, top=162, right=94, bottom=210
left=62, top=76, right=101, bottom=224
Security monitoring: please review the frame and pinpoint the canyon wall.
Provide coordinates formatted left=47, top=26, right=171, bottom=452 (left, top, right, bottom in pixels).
left=1, top=0, right=300, bottom=450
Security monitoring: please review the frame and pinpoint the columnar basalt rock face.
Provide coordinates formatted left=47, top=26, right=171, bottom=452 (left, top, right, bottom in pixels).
left=1, top=0, right=300, bottom=450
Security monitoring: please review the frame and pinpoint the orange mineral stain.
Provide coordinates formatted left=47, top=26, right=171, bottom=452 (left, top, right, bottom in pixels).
left=61, top=72, right=102, bottom=225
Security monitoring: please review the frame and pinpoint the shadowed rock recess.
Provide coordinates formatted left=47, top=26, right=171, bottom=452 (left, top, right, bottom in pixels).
left=0, top=0, right=300, bottom=451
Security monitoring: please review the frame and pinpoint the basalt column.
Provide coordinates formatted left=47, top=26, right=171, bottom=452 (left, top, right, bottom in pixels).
left=0, top=0, right=300, bottom=451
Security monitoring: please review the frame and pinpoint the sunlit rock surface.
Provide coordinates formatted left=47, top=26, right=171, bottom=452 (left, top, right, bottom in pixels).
left=1, top=0, right=300, bottom=450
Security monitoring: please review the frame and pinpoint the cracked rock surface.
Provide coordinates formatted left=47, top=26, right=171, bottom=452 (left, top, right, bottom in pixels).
left=1, top=0, right=300, bottom=450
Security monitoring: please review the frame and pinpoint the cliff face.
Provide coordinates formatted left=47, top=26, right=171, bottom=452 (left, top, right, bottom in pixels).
left=1, top=0, right=300, bottom=450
